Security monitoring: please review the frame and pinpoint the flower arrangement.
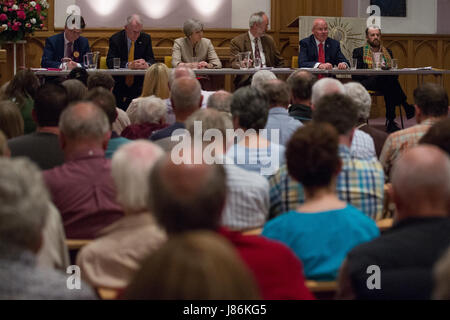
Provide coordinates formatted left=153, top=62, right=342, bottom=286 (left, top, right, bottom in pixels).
left=0, top=0, right=50, bottom=43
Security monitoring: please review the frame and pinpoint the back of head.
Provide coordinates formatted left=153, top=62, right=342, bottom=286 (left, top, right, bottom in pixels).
left=344, top=82, right=372, bottom=121
left=0, top=100, right=24, bottom=138
left=251, top=70, right=277, bottom=91
left=313, top=93, right=359, bottom=135
left=391, top=145, right=450, bottom=218
left=260, top=79, right=290, bottom=108
left=207, top=90, right=232, bottom=113
left=311, top=77, right=345, bottom=106
left=111, top=140, right=164, bottom=213
left=169, top=66, right=196, bottom=88
left=5, top=69, right=40, bottom=105
left=414, top=83, right=449, bottom=118
left=231, top=86, right=269, bottom=130
left=133, top=96, right=167, bottom=125
left=286, top=123, right=340, bottom=189
left=287, top=70, right=316, bottom=101
left=124, top=231, right=260, bottom=300
left=420, top=118, right=450, bottom=156
left=142, top=63, right=170, bottom=99
left=85, top=87, right=117, bottom=126
left=62, top=79, right=88, bottom=104
left=149, top=158, right=227, bottom=234
left=0, top=158, right=49, bottom=251
left=34, top=83, right=69, bottom=127
left=87, top=72, right=115, bottom=91
left=170, top=77, right=202, bottom=113
left=59, top=102, right=110, bottom=141
left=68, top=67, right=89, bottom=86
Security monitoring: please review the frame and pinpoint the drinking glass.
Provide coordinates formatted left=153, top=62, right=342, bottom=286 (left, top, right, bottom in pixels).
left=253, top=57, right=262, bottom=69
left=113, top=58, right=120, bottom=69
left=238, top=52, right=251, bottom=70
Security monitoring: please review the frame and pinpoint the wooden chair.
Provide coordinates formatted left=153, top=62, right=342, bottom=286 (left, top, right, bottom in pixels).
left=368, top=90, right=405, bottom=128
left=292, top=56, right=299, bottom=68
left=97, top=287, right=120, bottom=300
left=66, top=239, right=92, bottom=265
left=306, top=280, right=338, bottom=300
left=241, top=228, right=263, bottom=236
left=376, top=218, right=394, bottom=232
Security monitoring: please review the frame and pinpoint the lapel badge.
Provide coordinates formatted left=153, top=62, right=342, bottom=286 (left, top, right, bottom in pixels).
left=73, top=51, right=80, bottom=59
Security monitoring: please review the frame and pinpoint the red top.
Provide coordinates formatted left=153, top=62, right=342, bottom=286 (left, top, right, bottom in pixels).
left=218, top=227, right=315, bottom=300
left=44, top=148, right=124, bottom=239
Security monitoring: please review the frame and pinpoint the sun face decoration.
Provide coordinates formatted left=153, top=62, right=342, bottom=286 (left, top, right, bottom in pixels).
left=328, top=18, right=366, bottom=60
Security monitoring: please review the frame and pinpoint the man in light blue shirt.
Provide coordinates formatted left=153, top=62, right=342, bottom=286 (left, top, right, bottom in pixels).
left=262, top=79, right=303, bottom=146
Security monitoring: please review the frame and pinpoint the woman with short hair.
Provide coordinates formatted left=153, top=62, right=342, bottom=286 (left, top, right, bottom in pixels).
left=172, top=19, right=222, bottom=69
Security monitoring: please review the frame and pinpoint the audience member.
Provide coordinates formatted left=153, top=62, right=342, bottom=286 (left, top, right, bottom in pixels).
left=86, top=72, right=130, bottom=135
left=227, top=86, right=285, bottom=176
left=269, top=93, right=384, bottom=220
left=261, top=79, right=303, bottom=146
left=107, top=14, right=155, bottom=109
left=67, top=67, right=89, bottom=86
left=85, top=87, right=131, bottom=158
left=338, top=145, right=450, bottom=299
left=125, top=231, right=259, bottom=299
left=344, top=82, right=388, bottom=158
left=62, top=79, right=87, bottom=104
left=146, top=155, right=314, bottom=300
left=207, top=90, right=232, bottom=114
left=43, top=102, right=124, bottom=239
left=287, top=70, right=316, bottom=122
left=4, top=70, right=40, bottom=134
left=251, top=69, right=277, bottom=91
left=121, top=96, right=168, bottom=140
left=420, top=118, right=450, bottom=155
left=8, top=83, right=68, bottom=170
left=185, top=109, right=270, bottom=231
left=0, top=157, right=95, bottom=299
left=150, top=77, right=202, bottom=151
left=312, top=78, right=376, bottom=159
left=380, top=83, right=449, bottom=179
left=0, top=100, right=24, bottom=139
left=77, top=140, right=166, bottom=289
left=263, top=123, right=379, bottom=280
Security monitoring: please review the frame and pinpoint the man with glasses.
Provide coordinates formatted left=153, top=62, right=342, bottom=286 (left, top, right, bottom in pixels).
left=41, top=15, right=90, bottom=70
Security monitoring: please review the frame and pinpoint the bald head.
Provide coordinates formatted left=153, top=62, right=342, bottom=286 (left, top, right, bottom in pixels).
left=207, top=90, right=232, bottom=113
left=311, top=78, right=345, bottom=106
left=170, top=77, right=202, bottom=117
left=169, top=66, right=196, bottom=87
left=391, top=145, right=450, bottom=219
left=149, top=157, right=227, bottom=234
left=312, top=18, right=328, bottom=43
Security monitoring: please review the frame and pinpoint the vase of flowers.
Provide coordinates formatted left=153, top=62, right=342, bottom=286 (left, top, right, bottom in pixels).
left=0, top=0, right=50, bottom=43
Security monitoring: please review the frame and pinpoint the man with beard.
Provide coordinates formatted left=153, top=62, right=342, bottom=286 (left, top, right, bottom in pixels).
left=352, top=26, right=415, bottom=133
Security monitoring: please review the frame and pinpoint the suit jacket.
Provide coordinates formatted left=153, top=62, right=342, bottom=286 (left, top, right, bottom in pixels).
left=106, top=30, right=155, bottom=69
left=230, top=32, right=284, bottom=69
left=172, top=37, right=221, bottom=68
left=41, top=32, right=90, bottom=68
left=298, top=35, right=349, bottom=68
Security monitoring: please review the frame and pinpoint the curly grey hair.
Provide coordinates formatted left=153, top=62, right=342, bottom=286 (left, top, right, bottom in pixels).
left=344, top=82, right=372, bottom=121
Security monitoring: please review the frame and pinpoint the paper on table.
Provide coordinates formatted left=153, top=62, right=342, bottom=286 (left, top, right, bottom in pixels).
left=402, top=67, right=433, bottom=71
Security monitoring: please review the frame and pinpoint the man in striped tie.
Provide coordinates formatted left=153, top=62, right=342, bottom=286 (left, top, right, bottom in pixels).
left=298, top=18, right=349, bottom=71
left=107, top=14, right=156, bottom=110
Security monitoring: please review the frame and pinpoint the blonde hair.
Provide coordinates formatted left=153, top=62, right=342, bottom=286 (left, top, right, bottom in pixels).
left=0, top=100, right=24, bottom=139
left=141, top=63, right=170, bottom=100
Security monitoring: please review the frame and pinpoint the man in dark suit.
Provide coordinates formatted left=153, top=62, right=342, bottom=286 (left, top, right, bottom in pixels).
left=107, top=14, right=155, bottom=110
left=41, top=15, right=90, bottom=69
left=352, top=26, right=415, bottom=133
left=230, top=11, right=284, bottom=88
left=298, top=18, right=349, bottom=70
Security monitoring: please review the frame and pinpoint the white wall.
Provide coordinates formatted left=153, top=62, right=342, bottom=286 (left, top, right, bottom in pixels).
left=55, top=0, right=271, bottom=29
left=358, top=0, right=437, bottom=34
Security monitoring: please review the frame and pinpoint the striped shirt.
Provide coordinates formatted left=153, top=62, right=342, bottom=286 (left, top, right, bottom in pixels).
left=380, top=118, right=439, bottom=180
left=269, top=145, right=385, bottom=221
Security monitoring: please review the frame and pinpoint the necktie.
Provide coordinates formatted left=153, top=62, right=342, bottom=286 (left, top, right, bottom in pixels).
left=66, top=42, right=73, bottom=59
left=318, top=42, right=325, bottom=63
left=254, top=38, right=261, bottom=60
left=318, top=42, right=325, bottom=79
left=125, top=41, right=135, bottom=87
